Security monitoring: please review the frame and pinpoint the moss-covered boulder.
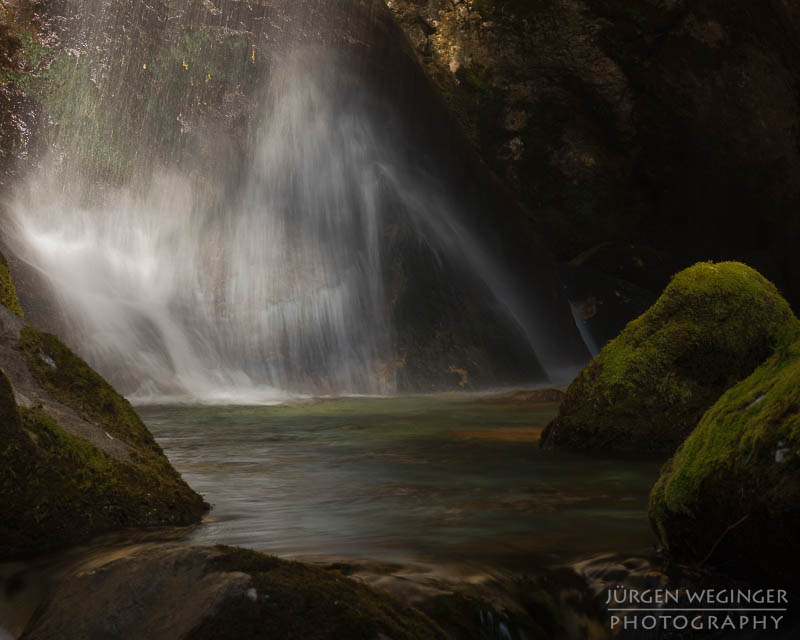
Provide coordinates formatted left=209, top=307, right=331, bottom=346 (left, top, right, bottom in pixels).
left=649, top=338, right=800, bottom=583
left=0, top=262, right=206, bottom=558
left=541, top=262, right=800, bottom=453
left=0, top=330, right=207, bottom=558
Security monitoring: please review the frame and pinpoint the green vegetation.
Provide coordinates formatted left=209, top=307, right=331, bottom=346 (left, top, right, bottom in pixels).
left=0, top=251, right=23, bottom=317
left=10, top=26, right=264, bottom=183
left=0, top=369, right=22, bottom=440
left=0, top=251, right=205, bottom=558
left=1, top=318, right=205, bottom=558
left=19, top=327, right=159, bottom=450
left=471, top=0, right=497, bottom=19
left=541, top=262, right=800, bottom=453
left=11, top=32, right=138, bottom=181
left=0, top=400, right=206, bottom=558
left=438, top=63, right=503, bottom=151
left=649, top=337, right=800, bottom=582
left=186, top=547, right=447, bottom=640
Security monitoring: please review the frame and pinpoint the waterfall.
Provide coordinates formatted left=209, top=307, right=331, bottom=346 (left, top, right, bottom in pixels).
left=7, top=0, right=585, bottom=401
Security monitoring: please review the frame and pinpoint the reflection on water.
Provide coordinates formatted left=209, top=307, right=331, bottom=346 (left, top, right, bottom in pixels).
left=140, top=394, right=662, bottom=566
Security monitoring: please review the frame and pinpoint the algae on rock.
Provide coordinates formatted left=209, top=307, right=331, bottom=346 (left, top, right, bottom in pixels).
left=649, top=337, right=800, bottom=584
left=541, top=262, right=800, bottom=453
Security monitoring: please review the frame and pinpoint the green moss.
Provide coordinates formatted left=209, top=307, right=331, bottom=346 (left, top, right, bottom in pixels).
left=648, top=338, right=800, bottom=582
left=445, top=64, right=505, bottom=152
left=15, top=40, right=138, bottom=182
left=470, top=0, right=496, bottom=19
left=0, top=369, right=22, bottom=441
left=15, top=31, right=49, bottom=81
left=456, top=64, right=492, bottom=97
left=1, top=326, right=206, bottom=557
left=0, top=251, right=23, bottom=317
left=19, top=327, right=158, bottom=450
left=186, top=547, right=447, bottom=640
left=0, top=404, right=206, bottom=558
left=541, top=262, right=800, bottom=453
left=14, top=26, right=264, bottom=183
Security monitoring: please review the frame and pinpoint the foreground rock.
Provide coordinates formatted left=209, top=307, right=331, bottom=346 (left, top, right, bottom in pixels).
left=649, top=337, right=800, bottom=584
left=0, top=253, right=206, bottom=559
left=541, top=262, right=799, bottom=453
left=7, top=541, right=613, bottom=640
left=13, top=544, right=446, bottom=640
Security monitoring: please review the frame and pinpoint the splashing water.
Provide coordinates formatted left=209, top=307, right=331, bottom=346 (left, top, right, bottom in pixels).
left=8, top=3, right=581, bottom=401
left=14, top=51, right=398, bottom=400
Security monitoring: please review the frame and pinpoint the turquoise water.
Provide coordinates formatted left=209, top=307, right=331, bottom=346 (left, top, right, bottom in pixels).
left=140, top=395, right=662, bottom=567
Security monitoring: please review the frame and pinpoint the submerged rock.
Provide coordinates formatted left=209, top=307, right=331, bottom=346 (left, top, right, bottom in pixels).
left=0, top=256, right=206, bottom=559
left=540, top=262, right=799, bottom=453
left=649, top=337, right=800, bottom=584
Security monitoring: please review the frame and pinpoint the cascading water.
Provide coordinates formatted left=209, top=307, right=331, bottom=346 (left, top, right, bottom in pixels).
left=12, top=51, right=395, bottom=400
left=7, top=0, right=586, bottom=401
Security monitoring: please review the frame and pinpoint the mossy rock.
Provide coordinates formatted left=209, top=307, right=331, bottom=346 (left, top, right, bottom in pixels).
left=1, top=406, right=206, bottom=558
left=0, top=251, right=23, bottom=317
left=649, top=338, right=800, bottom=583
left=185, top=547, right=447, bottom=640
left=18, top=326, right=161, bottom=449
left=0, top=330, right=207, bottom=559
left=0, top=368, right=24, bottom=445
left=541, top=262, right=800, bottom=453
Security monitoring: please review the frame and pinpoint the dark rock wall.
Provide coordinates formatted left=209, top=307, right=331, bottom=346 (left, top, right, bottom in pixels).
left=386, top=0, right=800, bottom=305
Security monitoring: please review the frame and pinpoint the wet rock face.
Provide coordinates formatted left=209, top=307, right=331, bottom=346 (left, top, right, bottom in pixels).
left=0, top=253, right=23, bottom=318
left=0, top=1, right=44, bottom=183
left=385, top=0, right=800, bottom=305
left=540, top=262, right=800, bottom=454
left=649, top=337, right=800, bottom=584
